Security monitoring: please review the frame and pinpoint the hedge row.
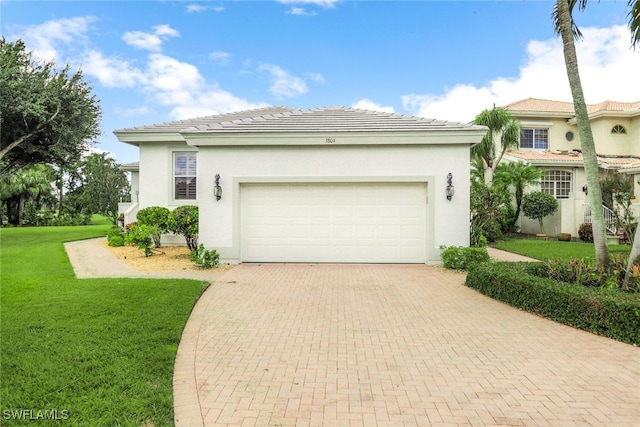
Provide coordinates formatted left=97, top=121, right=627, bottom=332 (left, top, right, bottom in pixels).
left=465, top=262, right=640, bottom=346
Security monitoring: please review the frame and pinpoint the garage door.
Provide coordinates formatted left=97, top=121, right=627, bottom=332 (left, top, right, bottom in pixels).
left=240, top=183, right=427, bottom=263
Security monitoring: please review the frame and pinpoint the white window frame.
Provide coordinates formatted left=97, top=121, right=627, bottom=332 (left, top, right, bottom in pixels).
left=542, top=170, right=571, bottom=199
left=521, top=128, right=549, bottom=150
left=173, top=152, right=197, bottom=200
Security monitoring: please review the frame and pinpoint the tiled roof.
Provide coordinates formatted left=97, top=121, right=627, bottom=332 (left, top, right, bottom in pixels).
left=506, top=150, right=639, bottom=168
left=505, top=98, right=575, bottom=115
left=505, top=98, right=640, bottom=116
left=115, top=107, right=296, bottom=132
left=115, top=106, right=482, bottom=134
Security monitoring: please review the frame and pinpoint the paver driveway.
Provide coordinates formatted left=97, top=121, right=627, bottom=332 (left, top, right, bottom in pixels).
left=174, top=264, right=640, bottom=426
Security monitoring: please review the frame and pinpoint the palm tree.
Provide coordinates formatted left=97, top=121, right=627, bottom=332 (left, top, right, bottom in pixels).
left=553, top=0, right=640, bottom=277
left=494, top=162, right=544, bottom=230
left=0, top=164, right=54, bottom=225
left=472, top=106, right=522, bottom=185
left=553, top=0, right=609, bottom=267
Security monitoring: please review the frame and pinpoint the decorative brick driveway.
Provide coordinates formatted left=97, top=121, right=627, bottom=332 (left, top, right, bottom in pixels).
left=174, top=264, right=640, bottom=426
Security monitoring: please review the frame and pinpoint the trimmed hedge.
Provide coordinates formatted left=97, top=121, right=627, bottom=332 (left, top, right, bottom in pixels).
left=440, top=245, right=490, bottom=270
left=465, top=262, right=640, bottom=345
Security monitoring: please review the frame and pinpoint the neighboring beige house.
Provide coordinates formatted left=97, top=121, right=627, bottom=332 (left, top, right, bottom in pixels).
left=115, top=106, right=486, bottom=264
left=502, top=98, right=640, bottom=238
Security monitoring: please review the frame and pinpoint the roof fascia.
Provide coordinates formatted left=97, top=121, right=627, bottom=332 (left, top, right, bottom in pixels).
left=113, top=131, right=186, bottom=146
left=181, top=130, right=488, bottom=147
left=567, top=109, right=640, bottom=125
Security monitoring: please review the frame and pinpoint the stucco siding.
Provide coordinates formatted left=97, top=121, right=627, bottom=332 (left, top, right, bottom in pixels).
left=196, top=144, right=470, bottom=263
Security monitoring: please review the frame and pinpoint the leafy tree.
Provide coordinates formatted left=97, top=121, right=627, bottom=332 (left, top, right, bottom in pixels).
left=522, top=191, right=559, bottom=235
left=167, top=205, right=199, bottom=251
left=472, top=106, right=522, bottom=185
left=470, top=181, right=512, bottom=246
left=136, top=206, right=170, bottom=248
left=494, top=162, right=544, bottom=230
left=73, top=153, right=130, bottom=225
left=0, top=38, right=101, bottom=175
left=0, top=163, right=55, bottom=225
left=553, top=0, right=640, bottom=285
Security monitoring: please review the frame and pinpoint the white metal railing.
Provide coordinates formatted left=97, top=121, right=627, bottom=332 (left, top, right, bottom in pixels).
left=583, top=204, right=617, bottom=234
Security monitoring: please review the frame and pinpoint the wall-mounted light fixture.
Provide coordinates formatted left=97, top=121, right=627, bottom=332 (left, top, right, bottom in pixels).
left=214, top=174, right=222, bottom=201
left=582, top=185, right=588, bottom=195
left=446, top=173, right=454, bottom=201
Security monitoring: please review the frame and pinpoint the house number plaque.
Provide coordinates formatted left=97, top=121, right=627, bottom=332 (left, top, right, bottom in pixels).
left=325, top=138, right=336, bottom=143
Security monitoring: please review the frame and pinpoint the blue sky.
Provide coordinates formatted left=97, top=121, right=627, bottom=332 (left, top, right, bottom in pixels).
left=3, top=0, right=639, bottom=164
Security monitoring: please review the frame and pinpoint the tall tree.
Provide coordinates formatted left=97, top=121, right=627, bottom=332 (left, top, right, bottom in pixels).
left=494, top=162, right=544, bottom=230
left=0, top=38, right=101, bottom=175
left=74, top=153, right=130, bottom=225
left=553, top=0, right=640, bottom=274
left=0, top=163, right=55, bottom=225
left=472, top=107, right=522, bottom=185
left=553, top=0, right=638, bottom=268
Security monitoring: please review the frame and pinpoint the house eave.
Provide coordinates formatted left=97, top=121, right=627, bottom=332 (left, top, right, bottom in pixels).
left=113, top=131, right=186, bottom=146
left=181, top=130, right=488, bottom=147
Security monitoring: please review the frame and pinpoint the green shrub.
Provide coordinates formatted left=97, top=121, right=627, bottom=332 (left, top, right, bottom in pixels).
left=106, top=226, right=125, bottom=247
left=107, top=235, right=125, bottom=247
left=124, top=224, right=154, bottom=256
left=440, top=245, right=490, bottom=270
left=136, top=206, right=170, bottom=248
left=167, top=205, right=199, bottom=251
left=465, top=262, right=640, bottom=345
left=189, top=244, right=220, bottom=269
left=578, top=223, right=594, bottom=243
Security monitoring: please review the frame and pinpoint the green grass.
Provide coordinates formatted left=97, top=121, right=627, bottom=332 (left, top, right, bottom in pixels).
left=493, top=238, right=631, bottom=262
left=1, top=225, right=208, bottom=426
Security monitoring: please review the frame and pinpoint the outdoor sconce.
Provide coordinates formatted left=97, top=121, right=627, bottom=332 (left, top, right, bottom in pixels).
left=446, top=173, right=454, bottom=201
left=214, top=174, right=222, bottom=201
left=582, top=185, right=588, bottom=195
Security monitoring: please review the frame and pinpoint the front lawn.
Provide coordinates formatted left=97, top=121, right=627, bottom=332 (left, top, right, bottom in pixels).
left=1, top=226, right=208, bottom=426
left=493, top=237, right=630, bottom=262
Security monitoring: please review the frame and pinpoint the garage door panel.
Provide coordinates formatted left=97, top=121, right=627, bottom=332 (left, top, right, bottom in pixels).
left=240, top=183, right=427, bottom=263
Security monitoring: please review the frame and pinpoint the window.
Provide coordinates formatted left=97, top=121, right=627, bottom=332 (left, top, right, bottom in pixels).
left=542, top=170, right=571, bottom=199
left=611, top=124, right=627, bottom=134
left=174, top=152, right=196, bottom=200
left=521, top=128, right=549, bottom=150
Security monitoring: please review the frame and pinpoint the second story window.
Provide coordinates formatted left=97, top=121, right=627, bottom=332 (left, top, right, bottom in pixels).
left=611, top=124, right=627, bottom=134
left=521, top=128, right=549, bottom=150
left=174, top=152, right=197, bottom=200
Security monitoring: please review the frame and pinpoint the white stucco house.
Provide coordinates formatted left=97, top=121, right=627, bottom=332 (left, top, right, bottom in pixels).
left=503, top=98, right=640, bottom=237
left=115, top=106, right=486, bottom=264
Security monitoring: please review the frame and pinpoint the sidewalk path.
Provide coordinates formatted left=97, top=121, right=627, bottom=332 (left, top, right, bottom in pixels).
left=64, top=237, right=228, bottom=281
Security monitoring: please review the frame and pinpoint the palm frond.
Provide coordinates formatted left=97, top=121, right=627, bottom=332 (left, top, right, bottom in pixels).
left=629, top=0, right=640, bottom=48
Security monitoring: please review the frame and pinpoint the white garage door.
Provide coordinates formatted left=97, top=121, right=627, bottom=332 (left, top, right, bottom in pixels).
left=240, top=183, right=427, bottom=263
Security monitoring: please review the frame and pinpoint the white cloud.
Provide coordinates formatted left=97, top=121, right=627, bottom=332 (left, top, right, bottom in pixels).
left=287, top=7, right=317, bottom=16
left=141, top=54, right=265, bottom=119
left=277, top=0, right=340, bottom=8
left=81, top=50, right=146, bottom=88
left=186, top=4, right=224, bottom=13
left=210, top=50, right=231, bottom=65
left=352, top=99, right=395, bottom=113
left=403, top=25, right=640, bottom=123
left=153, top=24, right=180, bottom=38
left=122, top=25, right=179, bottom=52
left=305, top=72, right=325, bottom=84
left=259, top=64, right=309, bottom=98
left=7, top=16, right=96, bottom=63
